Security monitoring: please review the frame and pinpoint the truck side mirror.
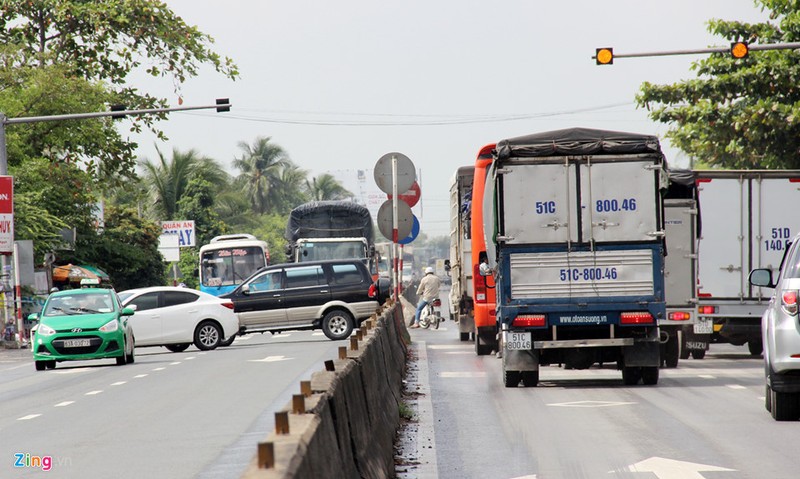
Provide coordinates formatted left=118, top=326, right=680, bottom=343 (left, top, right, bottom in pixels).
left=479, top=262, right=493, bottom=277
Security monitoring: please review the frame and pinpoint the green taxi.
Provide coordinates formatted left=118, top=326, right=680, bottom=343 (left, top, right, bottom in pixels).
left=30, top=288, right=135, bottom=371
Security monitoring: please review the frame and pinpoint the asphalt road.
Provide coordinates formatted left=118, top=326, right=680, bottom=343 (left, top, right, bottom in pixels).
left=403, top=314, right=800, bottom=479
left=0, top=331, right=342, bottom=479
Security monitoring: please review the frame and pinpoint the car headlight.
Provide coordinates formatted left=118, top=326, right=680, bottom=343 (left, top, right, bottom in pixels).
left=37, top=324, right=56, bottom=336
left=99, top=319, right=119, bottom=332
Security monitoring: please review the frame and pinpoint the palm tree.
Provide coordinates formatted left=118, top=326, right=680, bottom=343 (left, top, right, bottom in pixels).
left=139, top=146, right=228, bottom=220
left=306, top=174, right=353, bottom=201
left=273, top=163, right=310, bottom=214
left=233, top=137, right=292, bottom=214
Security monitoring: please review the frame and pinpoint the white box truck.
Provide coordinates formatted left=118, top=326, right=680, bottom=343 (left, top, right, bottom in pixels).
left=696, top=170, right=800, bottom=355
left=449, top=166, right=475, bottom=341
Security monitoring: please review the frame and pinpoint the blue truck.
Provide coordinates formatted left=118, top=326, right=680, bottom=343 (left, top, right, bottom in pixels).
left=481, top=128, right=667, bottom=387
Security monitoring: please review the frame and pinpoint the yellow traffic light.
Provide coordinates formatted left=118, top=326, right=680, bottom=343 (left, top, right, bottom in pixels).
left=731, top=42, right=749, bottom=59
left=596, top=47, right=614, bottom=65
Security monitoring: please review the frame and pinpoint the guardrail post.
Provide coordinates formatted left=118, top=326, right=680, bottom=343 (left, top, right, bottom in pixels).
left=350, top=336, right=359, bottom=351
left=338, top=346, right=347, bottom=359
left=257, top=442, right=274, bottom=469
left=300, top=380, right=311, bottom=397
left=292, top=394, right=306, bottom=414
left=275, top=411, right=289, bottom=434
left=324, top=360, right=335, bottom=371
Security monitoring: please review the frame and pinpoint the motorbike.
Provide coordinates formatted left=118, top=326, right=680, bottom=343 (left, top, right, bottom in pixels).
left=418, top=298, right=442, bottom=330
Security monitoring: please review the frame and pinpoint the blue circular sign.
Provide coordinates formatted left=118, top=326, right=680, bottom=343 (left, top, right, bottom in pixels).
left=398, top=215, right=420, bottom=245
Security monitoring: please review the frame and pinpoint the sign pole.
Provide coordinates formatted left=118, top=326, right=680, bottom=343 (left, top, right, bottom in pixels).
left=392, top=156, right=399, bottom=301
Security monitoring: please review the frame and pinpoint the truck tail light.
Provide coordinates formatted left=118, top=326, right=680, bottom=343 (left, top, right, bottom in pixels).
left=473, top=264, right=487, bottom=303
left=698, top=305, right=717, bottom=315
left=668, top=311, right=691, bottom=321
left=782, top=290, right=798, bottom=316
left=620, top=312, right=654, bottom=324
left=512, top=315, right=545, bottom=327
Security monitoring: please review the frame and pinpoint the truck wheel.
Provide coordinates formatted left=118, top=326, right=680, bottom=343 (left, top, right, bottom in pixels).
left=771, top=391, right=800, bottom=421
left=503, top=369, right=521, bottom=388
left=459, top=332, right=470, bottom=342
left=622, top=367, right=641, bottom=385
left=748, top=340, right=763, bottom=356
left=475, top=334, right=492, bottom=356
left=322, top=309, right=354, bottom=340
left=691, top=349, right=706, bottom=360
left=766, top=385, right=773, bottom=413
left=679, top=346, right=690, bottom=360
left=664, top=334, right=679, bottom=368
left=521, top=371, right=539, bottom=387
left=641, top=367, right=659, bottom=385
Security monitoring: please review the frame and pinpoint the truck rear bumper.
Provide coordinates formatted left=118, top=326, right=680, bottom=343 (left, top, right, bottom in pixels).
left=535, top=338, right=633, bottom=348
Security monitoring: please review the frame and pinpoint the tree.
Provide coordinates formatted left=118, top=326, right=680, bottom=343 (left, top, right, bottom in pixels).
left=0, top=1, right=238, bottom=179
left=139, top=147, right=228, bottom=221
left=306, top=174, right=353, bottom=201
left=636, top=2, right=800, bottom=169
left=233, top=137, right=293, bottom=215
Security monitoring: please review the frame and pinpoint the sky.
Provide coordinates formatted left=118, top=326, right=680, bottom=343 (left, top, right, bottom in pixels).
left=128, top=0, right=771, bottom=238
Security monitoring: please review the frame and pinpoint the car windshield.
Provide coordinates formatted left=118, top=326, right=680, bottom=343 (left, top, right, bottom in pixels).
left=44, top=293, right=114, bottom=316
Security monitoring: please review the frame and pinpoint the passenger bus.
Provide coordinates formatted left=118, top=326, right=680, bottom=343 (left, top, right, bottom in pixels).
left=198, top=234, right=270, bottom=296
left=471, top=144, right=498, bottom=355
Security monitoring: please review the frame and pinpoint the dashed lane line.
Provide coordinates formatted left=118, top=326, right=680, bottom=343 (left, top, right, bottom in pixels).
left=111, top=381, right=126, bottom=386
left=134, top=374, right=148, bottom=378
left=152, top=367, right=166, bottom=371
left=54, top=401, right=74, bottom=407
left=17, top=414, right=41, bottom=421
left=85, top=390, right=103, bottom=396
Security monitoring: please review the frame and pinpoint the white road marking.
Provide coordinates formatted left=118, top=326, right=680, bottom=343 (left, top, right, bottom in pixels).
left=111, top=381, right=126, bottom=386
left=184, top=356, right=196, bottom=360
left=727, top=384, right=747, bottom=390
left=85, top=390, right=103, bottom=396
left=248, top=356, right=292, bottom=363
left=616, top=456, right=735, bottom=478
left=170, top=362, right=181, bottom=365
left=53, top=369, right=90, bottom=375
left=271, top=334, right=294, bottom=339
left=698, top=374, right=715, bottom=379
left=134, top=374, right=148, bottom=378
left=54, top=401, right=74, bottom=407
left=428, top=344, right=472, bottom=350
left=152, top=367, right=166, bottom=371
left=415, top=341, right=438, bottom=477
left=549, top=400, right=636, bottom=408
left=439, top=371, right=487, bottom=378
left=18, top=414, right=41, bottom=421
left=311, top=332, right=325, bottom=336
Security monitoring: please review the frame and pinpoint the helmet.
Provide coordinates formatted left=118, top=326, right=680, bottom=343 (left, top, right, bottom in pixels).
left=425, top=267, right=434, bottom=275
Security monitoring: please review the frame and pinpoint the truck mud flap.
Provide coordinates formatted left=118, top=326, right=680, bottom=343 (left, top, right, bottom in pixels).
left=503, top=347, right=539, bottom=372
left=623, top=339, right=660, bottom=368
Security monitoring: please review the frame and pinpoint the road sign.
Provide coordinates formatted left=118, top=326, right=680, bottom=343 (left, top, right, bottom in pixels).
left=398, top=215, right=420, bottom=245
left=0, top=176, right=13, bottom=254
left=377, top=199, right=413, bottom=241
left=374, top=152, right=415, bottom=195
left=160, top=220, right=195, bottom=247
left=388, top=181, right=421, bottom=208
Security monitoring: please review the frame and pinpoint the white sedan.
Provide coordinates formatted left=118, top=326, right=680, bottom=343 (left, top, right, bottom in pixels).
left=118, top=287, right=239, bottom=352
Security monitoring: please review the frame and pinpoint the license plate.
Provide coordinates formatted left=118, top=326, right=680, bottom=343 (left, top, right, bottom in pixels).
left=63, top=339, right=91, bottom=348
left=506, top=332, right=532, bottom=350
left=694, top=318, right=713, bottom=334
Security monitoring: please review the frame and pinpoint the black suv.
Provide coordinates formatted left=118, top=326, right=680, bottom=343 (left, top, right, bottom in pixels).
left=222, top=259, right=384, bottom=340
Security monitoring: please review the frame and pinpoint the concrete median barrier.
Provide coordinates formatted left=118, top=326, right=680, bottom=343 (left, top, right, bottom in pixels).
left=241, top=300, right=409, bottom=479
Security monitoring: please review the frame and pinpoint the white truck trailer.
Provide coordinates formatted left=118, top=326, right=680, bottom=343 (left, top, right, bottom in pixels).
left=695, top=170, right=800, bottom=355
left=449, top=166, right=475, bottom=341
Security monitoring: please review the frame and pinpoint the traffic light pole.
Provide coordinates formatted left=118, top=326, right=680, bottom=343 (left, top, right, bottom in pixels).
left=594, top=42, right=800, bottom=63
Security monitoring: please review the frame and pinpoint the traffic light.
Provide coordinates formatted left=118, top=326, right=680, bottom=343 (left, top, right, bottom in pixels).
left=596, top=47, right=613, bottom=65
left=110, top=104, right=126, bottom=119
left=216, top=98, right=230, bottom=112
left=731, top=41, right=749, bottom=59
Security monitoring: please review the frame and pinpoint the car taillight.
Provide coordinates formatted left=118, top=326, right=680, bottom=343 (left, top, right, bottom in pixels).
left=512, top=314, right=545, bottom=327
left=220, top=301, right=235, bottom=310
left=368, top=283, right=377, bottom=298
left=473, top=264, right=486, bottom=303
left=668, top=311, right=691, bottom=321
left=620, top=312, right=653, bottom=324
left=698, top=305, right=717, bottom=315
left=432, top=299, right=441, bottom=307
left=782, top=290, right=798, bottom=316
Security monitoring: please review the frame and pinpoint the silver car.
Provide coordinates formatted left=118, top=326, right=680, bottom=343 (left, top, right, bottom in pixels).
left=749, top=232, right=800, bottom=421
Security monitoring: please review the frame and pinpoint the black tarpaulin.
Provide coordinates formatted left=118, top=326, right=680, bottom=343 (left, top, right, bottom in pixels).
left=495, top=127, right=663, bottom=159
left=285, top=201, right=373, bottom=242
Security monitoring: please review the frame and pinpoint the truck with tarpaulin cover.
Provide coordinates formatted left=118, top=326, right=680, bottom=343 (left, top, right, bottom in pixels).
left=449, top=166, right=476, bottom=341
left=284, top=201, right=377, bottom=276
left=482, top=127, right=666, bottom=387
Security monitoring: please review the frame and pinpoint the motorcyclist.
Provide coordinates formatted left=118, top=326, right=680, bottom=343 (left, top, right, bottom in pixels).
left=411, top=266, right=441, bottom=329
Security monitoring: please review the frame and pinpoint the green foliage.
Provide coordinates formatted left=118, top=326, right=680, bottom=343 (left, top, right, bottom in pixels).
left=234, top=137, right=304, bottom=215
left=251, top=214, right=291, bottom=265
left=0, top=1, right=238, bottom=180
left=637, top=2, right=800, bottom=168
left=61, top=205, right=165, bottom=290
left=306, top=173, right=353, bottom=201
